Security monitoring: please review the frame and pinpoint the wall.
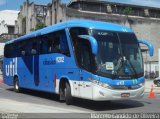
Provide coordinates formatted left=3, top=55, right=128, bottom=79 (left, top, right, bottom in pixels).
left=0, top=43, right=5, bottom=56
left=65, top=8, right=160, bottom=62
left=0, top=10, right=19, bottom=35
left=15, top=1, right=49, bottom=34
left=0, top=21, right=8, bottom=35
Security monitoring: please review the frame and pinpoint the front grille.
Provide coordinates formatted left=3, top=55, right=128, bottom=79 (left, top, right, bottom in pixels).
left=111, top=85, right=140, bottom=90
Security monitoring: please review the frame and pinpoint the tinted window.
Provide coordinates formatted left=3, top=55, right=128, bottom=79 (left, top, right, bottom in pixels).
left=4, top=30, right=70, bottom=58
left=40, top=30, right=70, bottom=56
left=4, top=44, right=14, bottom=58
left=70, top=27, right=93, bottom=71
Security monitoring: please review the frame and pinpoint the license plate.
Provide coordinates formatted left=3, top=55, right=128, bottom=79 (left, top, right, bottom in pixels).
left=121, top=93, right=130, bottom=98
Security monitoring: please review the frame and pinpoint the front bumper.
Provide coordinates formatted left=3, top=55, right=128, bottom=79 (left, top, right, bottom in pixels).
left=92, top=85, right=144, bottom=101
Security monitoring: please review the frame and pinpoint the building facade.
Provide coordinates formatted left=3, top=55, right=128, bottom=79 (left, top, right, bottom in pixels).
left=15, top=0, right=50, bottom=34
left=16, top=0, right=160, bottom=78
left=0, top=10, right=20, bottom=41
left=0, top=10, right=19, bottom=72
left=0, top=10, right=19, bottom=35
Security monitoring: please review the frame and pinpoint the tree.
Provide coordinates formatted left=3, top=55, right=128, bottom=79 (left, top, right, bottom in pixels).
left=35, top=22, right=46, bottom=30
left=122, top=7, right=134, bottom=16
left=122, top=7, right=134, bottom=27
left=31, top=22, right=46, bottom=31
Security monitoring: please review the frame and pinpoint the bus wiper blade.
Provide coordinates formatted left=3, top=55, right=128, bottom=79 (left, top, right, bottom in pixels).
left=113, top=57, right=123, bottom=75
left=126, top=59, right=138, bottom=77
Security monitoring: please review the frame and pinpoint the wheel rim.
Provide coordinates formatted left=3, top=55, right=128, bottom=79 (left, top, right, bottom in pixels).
left=15, top=81, right=19, bottom=90
left=64, top=88, right=66, bottom=97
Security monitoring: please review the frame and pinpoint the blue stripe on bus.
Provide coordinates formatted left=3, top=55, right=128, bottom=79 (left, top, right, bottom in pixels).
left=22, top=56, right=33, bottom=74
left=34, top=55, right=39, bottom=86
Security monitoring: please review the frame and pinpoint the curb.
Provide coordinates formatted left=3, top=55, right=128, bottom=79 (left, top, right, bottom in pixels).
left=0, top=77, right=3, bottom=85
left=145, top=88, right=160, bottom=94
left=0, top=80, right=3, bottom=84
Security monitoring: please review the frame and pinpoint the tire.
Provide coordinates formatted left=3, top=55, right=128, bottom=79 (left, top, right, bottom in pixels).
left=13, top=77, right=21, bottom=93
left=65, top=82, right=73, bottom=105
left=59, top=87, right=65, bottom=102
left=157, top=81, right=160, bottom=87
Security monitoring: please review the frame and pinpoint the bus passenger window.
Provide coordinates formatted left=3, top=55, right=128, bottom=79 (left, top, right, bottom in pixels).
left=18, top=41, right=26, bottom=56
left=48, top=40, right=53, bottom=53
left=39, top=30, right=70, bottom=56
left=60, top=31, right=70, bottom=56
left=47, top=30, right=70, bottom=56
left=53, top=38, right=60, bottom=52
left=48, top=37, right=60, bottom=53
left=31, top=42, right=37, bottom=55
left=40, top=38, right=48, bottom=54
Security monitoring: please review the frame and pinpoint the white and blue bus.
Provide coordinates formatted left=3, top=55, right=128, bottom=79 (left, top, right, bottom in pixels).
left=3, top=20, right=153, bottom=105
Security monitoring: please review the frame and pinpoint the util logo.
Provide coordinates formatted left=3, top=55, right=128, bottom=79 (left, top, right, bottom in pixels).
left=6, top=58, right=17, bottom=77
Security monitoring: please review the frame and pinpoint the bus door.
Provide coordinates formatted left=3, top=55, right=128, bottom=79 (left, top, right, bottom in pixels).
left=77, top=40, right=93, bottom=99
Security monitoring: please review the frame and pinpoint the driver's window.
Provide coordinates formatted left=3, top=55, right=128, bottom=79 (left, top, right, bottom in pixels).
left=70, top=27, right=92, bottom=71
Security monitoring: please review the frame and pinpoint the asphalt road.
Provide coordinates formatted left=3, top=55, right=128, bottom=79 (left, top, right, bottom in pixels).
left=0, top=83, right=160, bottom=118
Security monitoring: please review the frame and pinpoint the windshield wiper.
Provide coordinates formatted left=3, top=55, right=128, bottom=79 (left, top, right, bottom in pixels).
left=113, top=57, right=124, bottom=75
left=113, top=57, right=138, bottom=78
left=125, top=59, right=138, bottom=78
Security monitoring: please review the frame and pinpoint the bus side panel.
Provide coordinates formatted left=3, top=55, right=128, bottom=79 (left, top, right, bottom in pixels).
left=3, top=58, right=16, bottom=86
left=37, top=53, right=78, bottom=93
left=19, top=55, right=41, bottom=91
left=3, top=56, right=34, bottom=88
left=54, top=68, right=80, bottom=96
left=19, top=56, right=34, bottom=88
left=38, top=55, right=54, bottom=92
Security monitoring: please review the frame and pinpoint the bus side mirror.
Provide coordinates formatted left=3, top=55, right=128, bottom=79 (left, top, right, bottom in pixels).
left=78, top=35, right=98, bottom=55
left=138, top=39, right=154, bottom=57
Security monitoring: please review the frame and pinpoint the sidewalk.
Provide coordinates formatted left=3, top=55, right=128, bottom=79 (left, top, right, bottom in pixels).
left=0, top=74, right=3, bottom=84
left=0, top=74, right=2, bottom=78
left=145, top=79, right=160, bottom=93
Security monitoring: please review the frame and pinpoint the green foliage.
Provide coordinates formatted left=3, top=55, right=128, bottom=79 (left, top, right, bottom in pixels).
left=30, top=28, right=35, bottom=32
left=35, top=22, right=46, bottom=30
left=31, top=22, right=46, bottom=31
left=122, top=7, right=134, bottom=15
left=22, top=17, right=26, bottom=22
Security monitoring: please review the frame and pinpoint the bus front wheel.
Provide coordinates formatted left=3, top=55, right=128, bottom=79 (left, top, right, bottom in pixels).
left=13, top=77, right=21, bottom=93
left=65, top=82, right=73, bottom=105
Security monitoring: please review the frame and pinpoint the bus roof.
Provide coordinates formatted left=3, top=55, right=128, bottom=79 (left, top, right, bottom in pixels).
left=6, top=20, right=133, bottom=44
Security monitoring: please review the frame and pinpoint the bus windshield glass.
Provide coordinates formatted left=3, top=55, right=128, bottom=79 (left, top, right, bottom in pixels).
left=92, top=30, right=143, bottom=79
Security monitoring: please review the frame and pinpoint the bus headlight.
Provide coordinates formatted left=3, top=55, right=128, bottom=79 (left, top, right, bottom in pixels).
left=131, top=82, right=144, bottom=89
left=101, top=83, right=110, bottom=88
left=139, top=82, right=144, bottom=87
left=89, top=78, right=111, bottom=88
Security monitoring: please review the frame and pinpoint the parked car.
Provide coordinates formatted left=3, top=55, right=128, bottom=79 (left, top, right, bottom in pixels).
left=153, top=77, right=160, bottom=87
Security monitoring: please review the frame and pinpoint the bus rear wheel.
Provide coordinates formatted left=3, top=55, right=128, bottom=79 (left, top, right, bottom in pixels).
left=65, top=82, right=73, bottom=105
left=13, top=77, right=21, bottom=93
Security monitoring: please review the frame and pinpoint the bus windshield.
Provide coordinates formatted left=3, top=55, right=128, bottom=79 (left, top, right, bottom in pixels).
left=92, top=30, right=143, bottom=79
left=69, top=27, right=143, bottom=79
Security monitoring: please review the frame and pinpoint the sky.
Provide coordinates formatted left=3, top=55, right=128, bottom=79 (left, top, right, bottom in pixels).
left=0, top=0, right=160, bottom=11
left=0, top=0, right=52, bottom=11
left=105, top=0, right=160, bottom=8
